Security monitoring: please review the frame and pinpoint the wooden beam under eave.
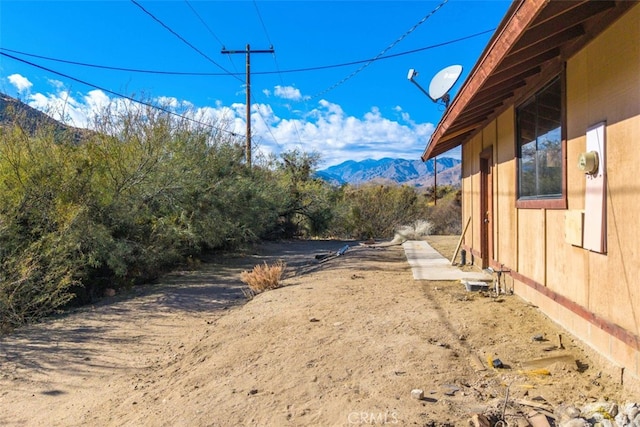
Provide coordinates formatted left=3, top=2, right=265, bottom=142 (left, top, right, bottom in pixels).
left=427, top=132, right=475, bottom=159
left=508, top=24, right=586, bottom=58
left=422, top=124, right=478, bottom=160
left=515, top=1, right=615, bottom=51
left=425, top=0, right=547, bottom=160
left=561, top=1, right=638, bottom=62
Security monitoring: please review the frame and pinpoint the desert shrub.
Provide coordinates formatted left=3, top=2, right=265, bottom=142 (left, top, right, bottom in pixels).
left=427, top=190, right=462, bottom=235
left=329, top=183, right=425, bottom=239
left=240, top=261, right=286, bottom=296
left=268, top=150, right=335, bottom=239
left=0, top=97, right=302, bottom=328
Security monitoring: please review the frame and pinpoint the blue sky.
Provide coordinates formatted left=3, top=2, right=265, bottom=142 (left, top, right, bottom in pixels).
left=0, top=0, right=510, bottom=167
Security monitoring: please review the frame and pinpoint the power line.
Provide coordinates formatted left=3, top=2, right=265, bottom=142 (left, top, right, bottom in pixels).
left=252, top=0, right=303, bottom=150
left=0, top=51, right=243, bottom=137
left=311, top=0, right=450, bottom=99
left=221, top=45, right=275, bottom=168
left=0, top=29, right=495, bottom=77
left=182, top=0, right=240, bottom=74
left=184, top=0, right=226, bottom=47
left=253, top=0, right=274, bottom=48
left=0, top=48, right=224, bottom=76
left=129, top=0, right=242, bottom=82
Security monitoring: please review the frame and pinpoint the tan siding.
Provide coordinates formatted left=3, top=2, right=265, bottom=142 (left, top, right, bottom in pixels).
left=468, top=133, right=483, bottom=262
left=545, top=210, right=589, bottom=307
left=566, top=7, right=640, bottom=335
left=458, top=3, right=640, bottom=387
left=495, top=108, right=517, bottom=269
left=517, top=209, right=546, bottom=284
left=461, top=143, right=473, bottom=251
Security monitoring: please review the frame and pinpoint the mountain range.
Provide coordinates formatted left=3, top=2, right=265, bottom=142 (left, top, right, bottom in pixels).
left=316, top=157, right=461, bottom=188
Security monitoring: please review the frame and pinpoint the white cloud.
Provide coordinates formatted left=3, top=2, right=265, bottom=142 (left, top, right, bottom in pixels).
left=28, top=89, right=95, bottom=128
left=274, top=85, right=306, bottom=101
left=48, top=79, right=65, bottom=90
left=156, top=96, right=179, bottom=108
left=257, top=100, right=435, bottom=167
left=20, top=79, right=437, bottom=167
left=8, top=74, right=33, bottom=92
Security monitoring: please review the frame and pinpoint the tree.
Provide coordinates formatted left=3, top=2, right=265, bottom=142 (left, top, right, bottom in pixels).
left=272, top=150, right=335, bottom=238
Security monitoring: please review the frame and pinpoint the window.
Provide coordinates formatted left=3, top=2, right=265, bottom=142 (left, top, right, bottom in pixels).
left=516, top=76, right=565, bottom=208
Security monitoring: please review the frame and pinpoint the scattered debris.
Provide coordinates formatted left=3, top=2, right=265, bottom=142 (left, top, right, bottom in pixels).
left=309, top=317, right=320, bottom=323
left=469, top=354, right=486, bottom=372
left=314, top=244, right=350, bottom=263
left=468, top=413, right=491, bottom=427
left=520, top=355, right=575, bottom=370
left=492, top=358, right=504, bottom=369
left=443, top=385, right=459, bottom=396
left=532, top=334, right=545, bottom=342
left=411, top=389, right=424, bottom=400
left=520, top=368, right=551, bottom=377
left=462, top=280, right=490, bottom=292
left=527, top=410, right=552, bottom=427
left=468, top=396, right=640, bottom=427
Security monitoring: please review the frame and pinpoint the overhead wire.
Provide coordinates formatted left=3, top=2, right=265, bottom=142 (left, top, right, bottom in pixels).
left=5, top=0, right=489, bottom=156
left=0, top=29, right=495, bottom=77
left=253, top=0, right=274, bottom=48
left=0, top=51, right=243, bottom=137
left=184, top=0, right=226, bottom=47
left=250, top=0, right=301, bottom=152
left=183, top=0, right=240, bottom=74
left=180, top=0, right=284, bottom=158
left=311, top=0, right=450, bottom=100
left=130, top=0, right=242, bottom=83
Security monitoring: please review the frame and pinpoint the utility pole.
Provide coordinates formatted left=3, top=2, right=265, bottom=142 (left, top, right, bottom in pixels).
left=221, top=44, right=274, bottom=168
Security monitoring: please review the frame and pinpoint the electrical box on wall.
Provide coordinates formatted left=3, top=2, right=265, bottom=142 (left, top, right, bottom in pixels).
left=578, top=151, right=599, bottom=175
left=582, top=122, right=607, bottom=254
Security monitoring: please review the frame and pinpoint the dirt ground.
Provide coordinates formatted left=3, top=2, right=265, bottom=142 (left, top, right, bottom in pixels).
left=0, top=236, right=637, bottom=426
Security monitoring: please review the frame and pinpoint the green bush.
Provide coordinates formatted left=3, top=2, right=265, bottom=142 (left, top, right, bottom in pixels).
left=328, top=183, right=424, bottom=239
left=0, top=100, right=297, bottom=329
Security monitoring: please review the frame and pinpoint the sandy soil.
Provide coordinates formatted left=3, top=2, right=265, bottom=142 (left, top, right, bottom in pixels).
left=0, top=237, right=636, bottom=426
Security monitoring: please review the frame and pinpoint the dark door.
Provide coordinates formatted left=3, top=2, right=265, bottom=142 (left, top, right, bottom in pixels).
left=480, top=148, right=494, bottom=269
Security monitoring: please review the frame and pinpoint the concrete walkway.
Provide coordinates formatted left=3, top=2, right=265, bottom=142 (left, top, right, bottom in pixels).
left=402, top=240, right=493, bottom=281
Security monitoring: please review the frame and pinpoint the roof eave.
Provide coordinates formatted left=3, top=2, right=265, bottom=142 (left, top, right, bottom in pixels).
left=422, top=0, right=545, bottom=161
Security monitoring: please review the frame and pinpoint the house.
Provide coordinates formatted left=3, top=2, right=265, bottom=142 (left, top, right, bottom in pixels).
left=423, top=0, right=640, bottom=390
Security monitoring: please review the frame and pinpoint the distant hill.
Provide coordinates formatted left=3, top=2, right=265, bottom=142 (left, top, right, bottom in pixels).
left=316, top=157, right=461, bottom=188
left=0, top=93, right=87, bottom=142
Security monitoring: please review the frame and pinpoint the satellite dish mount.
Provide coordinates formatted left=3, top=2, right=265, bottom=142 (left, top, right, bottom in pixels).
left=407, top=65, right=463, bottom=108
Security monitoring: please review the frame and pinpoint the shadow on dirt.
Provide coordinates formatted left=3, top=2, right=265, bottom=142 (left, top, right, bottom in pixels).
left=0, top=239, right=362, bottom=376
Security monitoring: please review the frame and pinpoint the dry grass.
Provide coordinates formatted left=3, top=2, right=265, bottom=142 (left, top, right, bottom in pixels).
left=240, top=260, right=286, bottom=297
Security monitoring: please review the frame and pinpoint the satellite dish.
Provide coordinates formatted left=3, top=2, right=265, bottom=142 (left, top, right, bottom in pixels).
left=428, top=64, right=463, bottom=103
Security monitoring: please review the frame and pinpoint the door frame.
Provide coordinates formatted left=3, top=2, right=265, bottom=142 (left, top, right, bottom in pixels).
left=479, top=147, right=494, bottom=269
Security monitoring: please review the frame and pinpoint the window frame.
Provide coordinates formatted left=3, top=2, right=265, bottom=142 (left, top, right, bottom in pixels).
left=515, top=72, right=567, bottom=210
